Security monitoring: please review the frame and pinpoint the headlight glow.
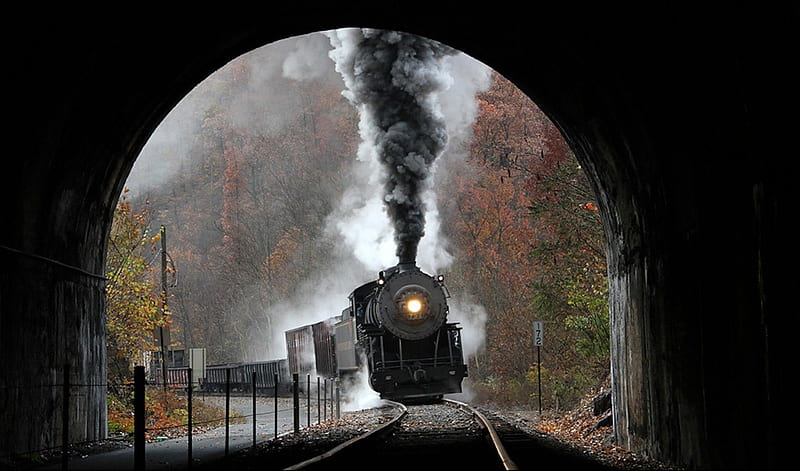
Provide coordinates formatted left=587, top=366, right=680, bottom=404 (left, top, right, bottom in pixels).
left=407, top=298, right=423, bottom=313
left=394, top=285, right=432, bottom=322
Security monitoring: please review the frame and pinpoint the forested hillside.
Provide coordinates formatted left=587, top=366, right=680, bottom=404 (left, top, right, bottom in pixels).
left=108, top=33, right=608, bottom=409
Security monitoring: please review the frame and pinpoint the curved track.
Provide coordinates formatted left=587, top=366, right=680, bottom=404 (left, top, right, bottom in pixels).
left=285, top=399, right=519, bottom=470
left=284, top=400, right=408, bottom=470
left=444, top=399, right=518, bottom=469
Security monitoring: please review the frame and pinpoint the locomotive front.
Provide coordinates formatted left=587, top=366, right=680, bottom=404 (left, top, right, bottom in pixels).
left=344, top=262, right=468, bottom=401
left=364, top=263, right=449, bottom=341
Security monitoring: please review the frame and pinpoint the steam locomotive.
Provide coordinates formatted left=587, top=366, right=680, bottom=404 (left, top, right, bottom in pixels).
left=335, top=262, right=468, bottom=401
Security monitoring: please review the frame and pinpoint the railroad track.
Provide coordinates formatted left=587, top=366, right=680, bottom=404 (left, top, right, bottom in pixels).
left=285, top=398, right=521, bottom=470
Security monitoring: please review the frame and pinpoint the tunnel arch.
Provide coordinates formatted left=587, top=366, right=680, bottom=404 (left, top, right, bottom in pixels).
left=1, top=7, right=790, bottom=469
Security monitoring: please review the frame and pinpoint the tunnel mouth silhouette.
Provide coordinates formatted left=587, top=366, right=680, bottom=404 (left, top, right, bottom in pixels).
left=1, top=10, right=789, bottom=470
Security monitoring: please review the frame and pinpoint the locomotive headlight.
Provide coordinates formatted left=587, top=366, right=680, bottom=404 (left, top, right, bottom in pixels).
left=407, top=298, right=423, bottom=314
left=401, top=297, right=427, bottom=320
left=395, top=285, right=431, bottom=322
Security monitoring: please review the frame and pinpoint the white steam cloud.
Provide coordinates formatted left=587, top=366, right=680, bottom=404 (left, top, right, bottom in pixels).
left=340, top=354, right=384, bottom=411
left=128, top=31, right=493, bottom=385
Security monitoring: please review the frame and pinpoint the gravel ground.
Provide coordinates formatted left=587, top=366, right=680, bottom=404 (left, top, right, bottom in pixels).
left=478, top=405, right=677, bottom=470
left=206, top=399, right=676, bottom=470
left=203, top=404, right=397, bottom=470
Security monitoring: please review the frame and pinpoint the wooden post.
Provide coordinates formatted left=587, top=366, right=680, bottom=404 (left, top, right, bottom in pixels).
left=187, top=367, right=193, bottom=469
left=273, top=373, right=278, bottom=438
left=533, top=321, right=544, bottom=415
left=252, top=371, right=257, bottom=446
left=225, top=368, right=230, bottom=455
left=159, top=225, right=169, bottom=391
left=61, top=364, right=69, bottom=471
left=293, top=373, right=299, bottom=433
left=537, top=345, right=542, bottom=414
left=134, top=366, right=145, bottom=471
left=335, top=379, right=340, bottom=419
left=306, top=374, right=310, bottom=427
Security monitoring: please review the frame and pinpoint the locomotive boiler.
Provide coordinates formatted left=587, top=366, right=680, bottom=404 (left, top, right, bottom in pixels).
left=335, top=262, right=467, bottom=401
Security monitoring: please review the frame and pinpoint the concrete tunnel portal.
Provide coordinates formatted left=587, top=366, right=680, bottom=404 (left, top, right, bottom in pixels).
left=0, top=8, right=792, bottom=470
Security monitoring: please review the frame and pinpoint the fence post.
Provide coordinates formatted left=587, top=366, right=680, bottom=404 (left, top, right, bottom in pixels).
left=187, top=367, right=192, bottom=469
left=317, top=377, right=321, bottom=425
left=335, top=379, right=340, bottom=419
left=292, top=373, right=299, bottom=433
left=252, top=371, right=257, bottom=446
left=273, top=373, right=278, bottom=438
left=306, top=375, right=310, bottom=427
left=61, top=363, right=69, bottom=471
left=134, top=366, right=145, bottom=471
left=225, top=368, right=230, bottom=456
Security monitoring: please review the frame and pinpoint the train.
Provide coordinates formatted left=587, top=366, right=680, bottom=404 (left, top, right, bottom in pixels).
left=152, top=263, right=468, bottom=402
left=337, top=262, right=468, bottom=401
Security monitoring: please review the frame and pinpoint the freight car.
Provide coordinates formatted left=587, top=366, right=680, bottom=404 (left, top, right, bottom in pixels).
left=284, top=316, right=341, bottom=390
left=199, top=359, right=291, bottom=394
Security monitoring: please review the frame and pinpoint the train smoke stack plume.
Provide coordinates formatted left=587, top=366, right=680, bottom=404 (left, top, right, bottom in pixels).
left=328, top=29, right=455, bottom=265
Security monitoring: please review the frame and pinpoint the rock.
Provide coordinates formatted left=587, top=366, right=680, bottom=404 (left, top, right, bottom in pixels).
left=592, top=388, right=612, bottom=416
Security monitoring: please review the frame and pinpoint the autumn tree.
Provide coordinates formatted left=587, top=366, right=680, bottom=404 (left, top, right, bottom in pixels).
left=105, top=191, right=167, bottom=382
left=439, top=71, right=608, bottom=408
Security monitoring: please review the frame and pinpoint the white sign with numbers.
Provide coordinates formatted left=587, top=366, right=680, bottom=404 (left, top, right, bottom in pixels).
left=533, top=321, right=544, bottom=346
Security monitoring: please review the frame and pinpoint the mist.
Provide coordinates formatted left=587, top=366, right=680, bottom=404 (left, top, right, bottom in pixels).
left=126, top=32, right=344, bottom=197
left=127, top=29, right=493, bottom=379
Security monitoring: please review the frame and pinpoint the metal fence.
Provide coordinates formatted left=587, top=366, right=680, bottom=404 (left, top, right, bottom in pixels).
left=0, top=364, right=341, bottom=470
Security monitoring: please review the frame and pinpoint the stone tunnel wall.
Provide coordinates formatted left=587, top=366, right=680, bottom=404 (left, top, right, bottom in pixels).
left=551, top=70, right=780, bottom=470
left=0, top=253, right=107, bottom=454
left=521, top=16, right=785, bottom=464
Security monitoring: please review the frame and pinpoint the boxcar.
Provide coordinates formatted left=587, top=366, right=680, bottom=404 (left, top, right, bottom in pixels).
left=312, top=317, right=340, bottom=379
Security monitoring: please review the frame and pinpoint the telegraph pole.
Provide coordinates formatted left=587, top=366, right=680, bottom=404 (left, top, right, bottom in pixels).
left=159, top=225, right=169, bottom=390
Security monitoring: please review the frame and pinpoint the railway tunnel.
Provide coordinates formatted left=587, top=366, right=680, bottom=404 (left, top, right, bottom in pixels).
left=0, top=6, right=792, bottom=469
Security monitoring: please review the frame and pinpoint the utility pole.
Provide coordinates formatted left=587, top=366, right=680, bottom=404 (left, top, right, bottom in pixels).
left=159, top=225, right=169, bottom=390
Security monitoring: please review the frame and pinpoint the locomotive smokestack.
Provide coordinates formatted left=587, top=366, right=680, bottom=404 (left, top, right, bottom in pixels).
left=328, top=29, right=455, bottom=267
left=397, top=260, right=417, bottom=272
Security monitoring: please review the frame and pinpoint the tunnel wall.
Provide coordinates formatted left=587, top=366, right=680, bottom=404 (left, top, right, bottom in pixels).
left=0, top=64, right=118, bottom=450
left=1, top=20, right=281, bottom=457
left=1, top=26, right=163, bottom=454
left=525, top=23, right=786, bottom=471
left=0, top=256, right=107, bottom=453
left=504, top=7, right=790, bottom=468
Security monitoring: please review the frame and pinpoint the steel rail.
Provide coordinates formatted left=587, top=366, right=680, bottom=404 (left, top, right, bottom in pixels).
left=284, top=400, right=407, bottom=470
left=442, top=398, right=519, bottom=470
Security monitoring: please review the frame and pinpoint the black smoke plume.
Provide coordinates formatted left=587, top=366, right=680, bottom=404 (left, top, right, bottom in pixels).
left=329, top=29, right=455, bottom=265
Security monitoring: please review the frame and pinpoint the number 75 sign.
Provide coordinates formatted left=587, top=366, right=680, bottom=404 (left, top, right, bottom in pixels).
left=533, top=321, right=544, bottom=347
